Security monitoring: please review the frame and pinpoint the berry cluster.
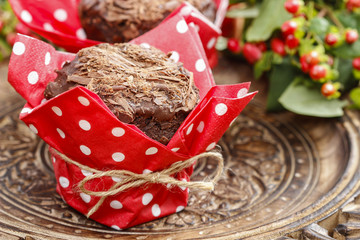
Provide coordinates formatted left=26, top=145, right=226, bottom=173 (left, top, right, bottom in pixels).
left=224, top=0, right=360, bottom=99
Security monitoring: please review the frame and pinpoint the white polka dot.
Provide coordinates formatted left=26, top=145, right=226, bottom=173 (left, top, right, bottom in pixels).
left=80, top=145, right=91, bottom=155
left=54, top=9, right=68, bottom=22
left=171, top=148, right=180, bottom=152
left=206, top=142, right=216, bottom=151
left=166, top=183, right=172, bottom=189
left=80, top=193, right=91, bottom=203
left=176, top=20, right=188, bottom=34
left=20, top=10, right=32, bottom=23
left=112, top=127, right=125, bottom=137
left=56, top=128, right=65, bottom=139
left=13, top=42, right=25, bottom=55
left=169, top=51, right=179, bottom=63
left=176, top=206, right=185, bottom=212
left=215, top=103, right=228, bottom=116
left=52, top=157, right=56, bottom=163
left=21, top=108, right=32, bottom=114
left=140, top=43, right=150, bottom=49
left=193, top=24, right=200, bottom=32
left=112, top=177, right=122, bottom=182
left=81, top=169, right=92, bottom=177
left=142, top=193, right=153, bottom=205
left=41, top=98, right=47, bottom=104
left=111, top=225, right=121, bottom=231
left=59, top=176, right=69, bottom=188
left=197, top=121, right=204, bottom=133
left=27, top=71, right=39, bottom=85
left=112, top=152, right=125, bottom=162
left=207, top=37, right=216, bottom=49
left=145, top=147, right=158, bottom=155
left=186, top=123, right=193, bottom=135
left=110, top=200, right=123, bottom=209
left=180, top=179, right=187, bottom=191
left=76, top=28, right=87, bottom=40
left=52, top=106, right=62, bottom=116
left=78, top=96, right=90, bottom=106
left=152, top=204, right=161, bottom=217
left=195, top=59, right=206, bottom=72
left=29, top=124, right=38, bottom=134
left=180, top=6, right=192, bottom=15
left=79, top=120, right=91, bottom=131
left=43, top=23, right=54, bottom=32
left=237, top=88, right=248, bottom=98
left=45, top=52, right=51, bottom=65
left=143, top=169, right=152, bottom=174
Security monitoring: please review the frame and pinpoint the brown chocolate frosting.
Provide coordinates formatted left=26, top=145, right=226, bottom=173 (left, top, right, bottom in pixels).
left=78, top=0, right=216, bottom=43
left=44, top=43, right=199, bottom=145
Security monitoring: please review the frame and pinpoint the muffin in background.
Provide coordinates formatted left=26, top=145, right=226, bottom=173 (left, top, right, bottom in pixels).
left=78, top=0, right=216, bottom=42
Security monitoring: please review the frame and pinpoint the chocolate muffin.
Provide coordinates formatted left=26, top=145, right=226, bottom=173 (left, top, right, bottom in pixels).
left=44, top=43, right=199, bottom=145
left=78, top=0, right=216, bottom=43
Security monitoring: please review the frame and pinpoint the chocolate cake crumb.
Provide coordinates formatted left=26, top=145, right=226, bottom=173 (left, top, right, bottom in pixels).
left=44, top=43, right=199, bottom=145
left=78, top=0, right=216, bottom=43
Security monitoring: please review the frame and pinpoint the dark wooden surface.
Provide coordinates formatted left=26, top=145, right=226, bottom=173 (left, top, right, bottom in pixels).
left=1, top=56, right=360, bottom=239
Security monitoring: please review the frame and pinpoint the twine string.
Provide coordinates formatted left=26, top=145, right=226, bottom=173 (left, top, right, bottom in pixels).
left=54, top=149, right=224, bottom=218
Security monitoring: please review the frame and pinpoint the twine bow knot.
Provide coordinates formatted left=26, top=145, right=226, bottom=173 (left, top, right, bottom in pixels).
left=54, top=149, right=224, bottom=218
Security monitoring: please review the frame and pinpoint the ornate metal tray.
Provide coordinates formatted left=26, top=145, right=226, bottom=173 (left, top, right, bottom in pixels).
left=1, top=59, right=360, bottom=239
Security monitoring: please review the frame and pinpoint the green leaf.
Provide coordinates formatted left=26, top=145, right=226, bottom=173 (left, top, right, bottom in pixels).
left=308, top=17, right=330, bottom=38
left=266, top=58, right=300, bottom=111
left=350, top=87, right=360, bottom=108
left=336, top=10, right=360, bottom=32
left=226, top=6, right=260, bottom=18
left=330, top=40, right=360, bottom=59
left=254, top=52, right=273, bottom=79
left=336, top=58, right=359, bottom=91
left=245, top=0, right=292, bottom=42
left=278, top=78, right=348, bottom=117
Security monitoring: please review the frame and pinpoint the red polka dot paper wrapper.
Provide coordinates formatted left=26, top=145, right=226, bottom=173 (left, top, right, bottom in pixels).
left=8, top=14, right=257, bottom=230
left=8, top=0, right=228, bottom=67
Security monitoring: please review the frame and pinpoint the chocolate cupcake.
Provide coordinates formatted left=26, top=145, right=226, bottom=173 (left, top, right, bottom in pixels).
left=44, top=43, right=199, bottom=145
left=78, top=0, right=216, bottom=43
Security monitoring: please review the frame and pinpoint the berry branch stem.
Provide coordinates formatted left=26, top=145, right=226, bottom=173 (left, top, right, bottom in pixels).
left=317, top=4, right=344, bottom=31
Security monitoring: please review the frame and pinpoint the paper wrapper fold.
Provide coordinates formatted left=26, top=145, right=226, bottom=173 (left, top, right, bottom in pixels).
left=8, top=0, right=228, bottom=67
left=8, top=13, right=257, bottom=229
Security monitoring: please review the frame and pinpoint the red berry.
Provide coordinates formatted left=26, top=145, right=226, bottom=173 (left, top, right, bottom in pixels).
left=227, top=38, right=241, bottom=53
left=6, top=33, right=17, bottom=46
left=255, top=42, right=267, bottom=52
left=304, top=51, right=320, bottom=66
left=242, top=43, right=262, bottom=64
left=300, top=55, right=310, bottom=73
left=284, top=0, right=301, bottom=14
left=281, top=21, right=298, bottom=37
left=309, top=65, right=327, bottom=80
left=325, top=33, right=338, bottom=46
left=285, top=35, right=300, bottom=49
left=347, top=0, right=360, bottom=10
left=321, top=82, right=336, bottom=97
left=0, top=21, right=3, bottom=32
left=271, top=38, right=286, bottom=56
left=345, top=29, right=359, bottom=44
left=352, top=57, right=360, bottom=70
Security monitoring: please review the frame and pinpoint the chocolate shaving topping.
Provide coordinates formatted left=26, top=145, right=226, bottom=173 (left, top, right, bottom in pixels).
left=44, top=43, right=200, bottom=145
left=78, top=0, right=216, bottom=43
